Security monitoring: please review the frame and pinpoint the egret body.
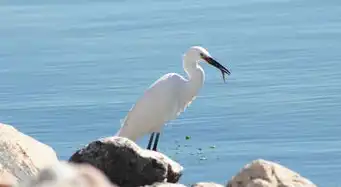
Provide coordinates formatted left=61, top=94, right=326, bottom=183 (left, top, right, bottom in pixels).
left=116, top=46, right=230, bottom=151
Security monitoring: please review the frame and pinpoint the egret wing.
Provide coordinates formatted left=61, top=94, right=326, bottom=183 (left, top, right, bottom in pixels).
left=117, top=73, right=187, bottom=140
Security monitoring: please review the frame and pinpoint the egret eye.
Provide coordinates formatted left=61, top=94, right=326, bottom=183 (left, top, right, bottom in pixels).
left=200, top=53, right=205, bottom=58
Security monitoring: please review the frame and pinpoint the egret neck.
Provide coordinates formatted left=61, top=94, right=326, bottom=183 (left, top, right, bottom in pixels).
left=183, top=53, right=205, bottom=101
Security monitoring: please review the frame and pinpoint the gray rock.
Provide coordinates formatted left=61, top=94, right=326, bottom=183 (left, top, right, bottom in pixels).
left=69, top=136, right=183, bottom=187
left=0, top=123, right=58, bottom=186
left=191, top=182, right=224, bottom=187
left=143, top=182, right=187, bottom=187
left=16, top=162, right=117, bottom=187
left=227, top=159, right=317, bottom=187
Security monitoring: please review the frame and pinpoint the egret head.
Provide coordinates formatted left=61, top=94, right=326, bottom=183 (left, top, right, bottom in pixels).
left=185, top=46, right=231, bottom=81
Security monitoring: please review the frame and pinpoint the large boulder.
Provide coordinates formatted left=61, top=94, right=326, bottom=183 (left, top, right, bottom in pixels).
left=0, top=171, right=16, bottom=187
left=69, top=136, right=183, bottom=187
left=0, top=123, right=59, bottom=186
left=17, top=162, right=116, bottom=187
left=227, top=159, right=317, bottom=187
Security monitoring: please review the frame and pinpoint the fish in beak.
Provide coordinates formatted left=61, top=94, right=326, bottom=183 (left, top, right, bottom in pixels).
left=201, top=54, right=231, bottom=82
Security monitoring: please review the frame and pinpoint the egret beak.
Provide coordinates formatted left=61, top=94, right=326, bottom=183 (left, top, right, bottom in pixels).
left=202, top=55, right=231, bottom=82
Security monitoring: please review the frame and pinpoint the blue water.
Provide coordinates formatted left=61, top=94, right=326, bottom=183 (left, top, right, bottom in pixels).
left=1, top=0, right=341, bottom=186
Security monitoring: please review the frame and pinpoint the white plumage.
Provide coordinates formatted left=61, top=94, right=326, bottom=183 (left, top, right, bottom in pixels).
left=115, top=46, right=230, bottom=150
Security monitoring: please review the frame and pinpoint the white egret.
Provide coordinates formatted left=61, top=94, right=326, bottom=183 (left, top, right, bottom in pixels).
left=116, top=46, right=231, bottom=151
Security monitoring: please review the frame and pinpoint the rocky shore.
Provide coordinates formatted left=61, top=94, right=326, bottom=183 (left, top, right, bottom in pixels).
left=0, top=123, right=317, bottom=187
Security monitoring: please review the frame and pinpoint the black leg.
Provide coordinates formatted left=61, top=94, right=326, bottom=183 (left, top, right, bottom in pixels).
left=152, top=132, right=160, bottom=151
left=147, top=132, right=155, bottom=150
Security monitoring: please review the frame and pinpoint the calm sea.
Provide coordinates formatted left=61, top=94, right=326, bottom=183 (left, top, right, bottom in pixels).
left=1, top=0, right=341, bottom=186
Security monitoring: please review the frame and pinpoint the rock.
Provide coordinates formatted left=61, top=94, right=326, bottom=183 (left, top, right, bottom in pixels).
left=69, top=136, right=183, bottom=187
left=192, top=182, right=224, bottom=187
left=0, top=123, right=59, bottom=186
left=227, top=159, right=317, bottom=187
left=17, top=161, right=117, bottom=187
left=0, top=185, right=12, bottom=187
left=0, top=171, right=17, bottom=187
left=144, top=182, right=187, bottom=187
